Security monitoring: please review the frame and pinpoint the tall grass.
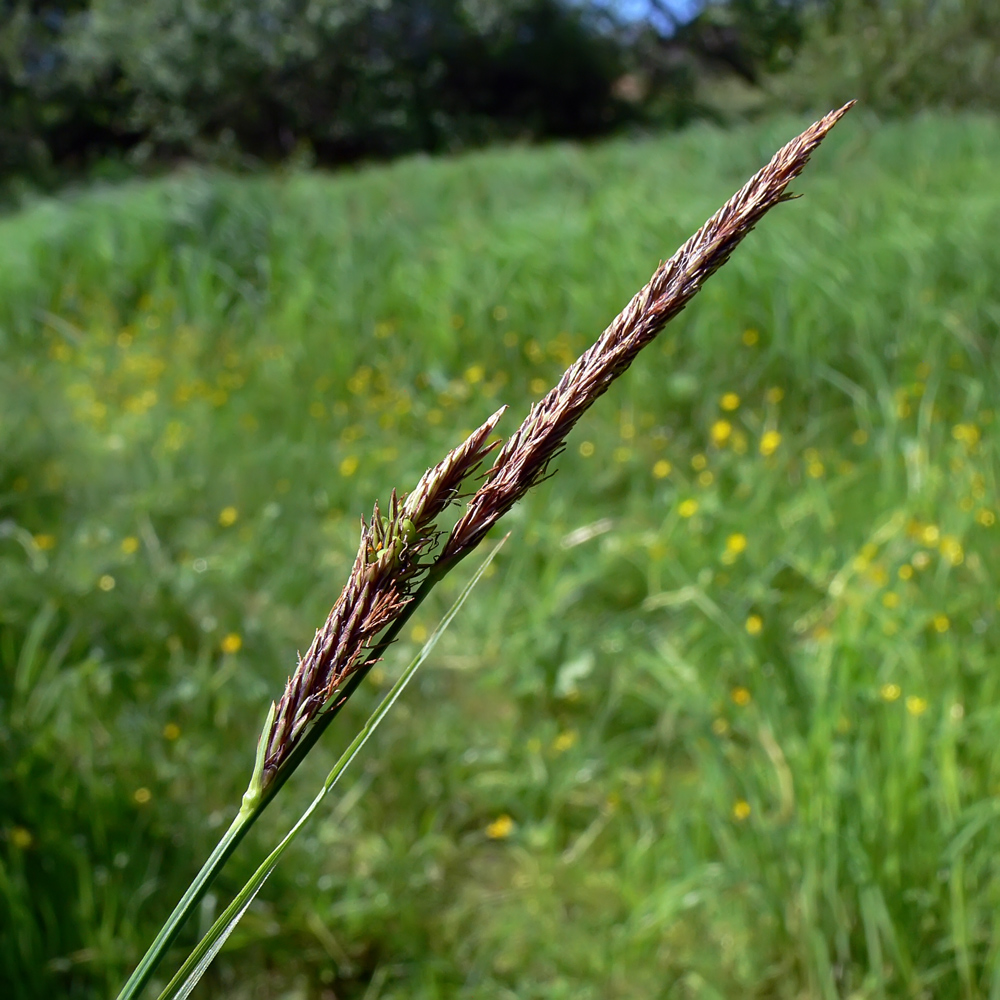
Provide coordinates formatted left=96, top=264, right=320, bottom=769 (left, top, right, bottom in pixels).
left=2, top=110, right=1000, bottom=998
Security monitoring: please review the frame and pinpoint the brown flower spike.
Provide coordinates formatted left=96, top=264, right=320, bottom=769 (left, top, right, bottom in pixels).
left=262, top=102, right=854, bottom=788
left=262, top=405, right=506, bottom=783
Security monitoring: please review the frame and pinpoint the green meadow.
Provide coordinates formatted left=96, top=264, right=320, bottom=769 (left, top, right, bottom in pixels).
left=3, top=111, right=1000, bottom=999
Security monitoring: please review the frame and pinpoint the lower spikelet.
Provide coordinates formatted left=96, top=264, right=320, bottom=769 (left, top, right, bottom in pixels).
left=261, top=406, right=506, bottom=783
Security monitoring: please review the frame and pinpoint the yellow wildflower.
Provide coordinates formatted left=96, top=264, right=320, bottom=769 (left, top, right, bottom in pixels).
left=906, top=696, right=928, bottom=717
left=920, top=524, right=940, bottom=546
left=98, top=575, right=116, bottom=592
left=11, top=827, right=33, bottom=849
left=678, top=499, right=699, bottom=519
left=720, top=393, right=740, bottom=411
left=339, top=456, right=359, bottom=477
left=952, top=424, right=980, bottom=446
left=652, top=458, right=671, bottom=478
left=759, top=430, right=782, bottom=456
left=221, top=633, right=242, bottom=654
left=745, top=614, right=763, bottom=636
left=33, top=534, right=56, bottom=551
left=579, top=440, right=595, bottom=457
left=880, top=683, right=901, bottom=702
left=486, top=815, right=514, bottom=839
left=553, top=731, right=578, bottom=753
left=133, top=788, right=152, bottom=805
left=932, top=614, right=950, bottom=633
left=219, top=506, right=238, bottom=527
left=732, top=800, right=751, bottom=821
left=731, top=687, right=751, bottom=707
left=765, top=387, right=784, bottom=404
left=742, top=328, right=759, bottom=346
left=939, top=536, right=964, bottom=566
left=163, top=723, right=181, bottom=741
left=711, top=420, right=732, bottom=446
left=726, top=533, right=747, bottom=555
left=121, top=536, right=140, bottom=555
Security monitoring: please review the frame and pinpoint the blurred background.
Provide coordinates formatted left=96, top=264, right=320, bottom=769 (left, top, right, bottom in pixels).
left=3, top=0, right=999, bottom=194
left=2, top=2, right=1000, bottom=998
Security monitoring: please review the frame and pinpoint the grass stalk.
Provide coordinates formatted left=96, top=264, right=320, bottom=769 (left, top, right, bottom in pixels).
left=113, top=542, right=472, bottom=1000
left=116, top=102, right=852, bottom=997
left=155, top=539, right=507, bottom=1000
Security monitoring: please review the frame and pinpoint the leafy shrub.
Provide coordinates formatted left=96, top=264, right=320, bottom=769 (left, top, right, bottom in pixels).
left=2, top=0, right=652, bottom=181
left=773, top=0, right=1000, bottom=113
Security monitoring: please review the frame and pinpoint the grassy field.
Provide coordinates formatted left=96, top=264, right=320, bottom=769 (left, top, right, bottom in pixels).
left=2, top=110, right=1000, bottom=1000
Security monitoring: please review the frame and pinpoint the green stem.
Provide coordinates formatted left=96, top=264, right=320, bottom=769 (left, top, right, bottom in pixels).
left=113, top=808, right=252, bottom=1000
left=155, top=538, right=504, bottom=1000
left=115, top=547, right=477, bottom=999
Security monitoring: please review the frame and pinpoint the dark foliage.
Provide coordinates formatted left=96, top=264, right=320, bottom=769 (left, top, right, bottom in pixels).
left=1, top=0, right=653, bottom=182
left=0, top=0, right=814, bottom=187
left=776, top=0, right=1000, bottom=115
left=4, top=1, right=996, bottom=196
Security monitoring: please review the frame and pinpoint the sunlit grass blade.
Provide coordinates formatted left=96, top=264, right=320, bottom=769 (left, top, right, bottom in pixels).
left=156, top=536, right=507, bottom=1000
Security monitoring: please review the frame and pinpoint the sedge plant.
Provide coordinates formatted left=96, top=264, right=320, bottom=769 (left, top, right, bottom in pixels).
left=115, top=102, right=854, bottom=999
